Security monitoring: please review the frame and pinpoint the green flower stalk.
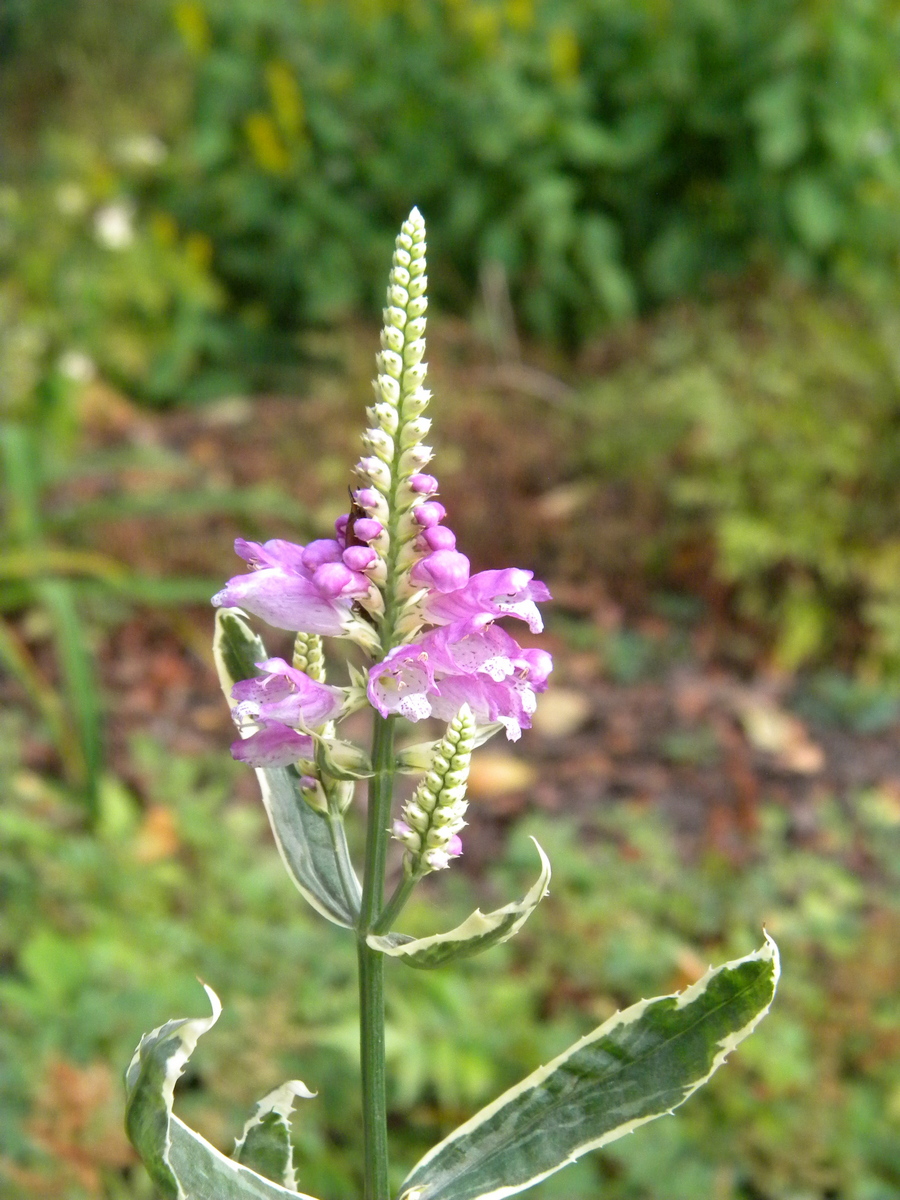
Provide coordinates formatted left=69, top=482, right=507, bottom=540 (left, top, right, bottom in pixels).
left=126, top=208, right=779, bottom=1200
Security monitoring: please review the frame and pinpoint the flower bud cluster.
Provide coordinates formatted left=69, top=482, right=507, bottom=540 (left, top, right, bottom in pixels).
left=292, top=632, right=326, bottom=683
left=392, top=704, right=475, bottom=874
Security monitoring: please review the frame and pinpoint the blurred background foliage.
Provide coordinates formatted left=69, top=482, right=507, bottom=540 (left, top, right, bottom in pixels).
left=2, top=1, right=900, bottom=1197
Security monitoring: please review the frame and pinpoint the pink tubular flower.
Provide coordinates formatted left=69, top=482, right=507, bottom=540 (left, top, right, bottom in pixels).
left=422, top=567, right=552, bottom=635
left=231, top=658, right=344, bottom=728
left=212, top=538, right=370, bottom=636
left=228, top=658, right=344, bottom=768
left=231, top=722, right=314, bottom=769
left=367, top=624, right=552, bottom=739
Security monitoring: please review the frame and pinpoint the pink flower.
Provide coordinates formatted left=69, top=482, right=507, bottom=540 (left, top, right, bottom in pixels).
left=231, top=658, right=344, bottom=728
left=410, top=548, right=471, bottom=593
left=422, top=568, right=551, bottom=636
left=367, top=624, right=552, bottom=739
left=231, top=722, right=314, bottom=768
left=212, top=538, right=370, bottom=636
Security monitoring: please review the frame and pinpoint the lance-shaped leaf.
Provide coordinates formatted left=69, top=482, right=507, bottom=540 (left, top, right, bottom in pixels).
left=214, top=608, right=361, bottom=928
left=234, top=1081, right=317, bottom=1189
left=399, top=934, right=780, bottom=1200
left=125, top=985, right=320, bottom=1200
left=367, top=840, right=551, bottom=969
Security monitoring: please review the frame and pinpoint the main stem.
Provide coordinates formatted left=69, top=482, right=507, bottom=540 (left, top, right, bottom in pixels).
left=358, top=713, right=396, bottom=1200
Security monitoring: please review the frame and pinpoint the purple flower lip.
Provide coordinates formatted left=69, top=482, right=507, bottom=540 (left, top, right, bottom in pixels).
left=354, top=487, right=382, bottom=511
left=212, top=536, right=367, bottom=635
left=366, top=624, right=552, bottom=739
left=420, top=526, right=456, bottom=551
left=413, top=501, right=446, bottom=528
left=302, top=539, right=343, bottom=569
left=422, top=567, right=552, bottom=635
left=312, top=561, right=369, bottom=598
left=343, top=545, right=377, bottom=571
left=410, top=549, right=470, bottom=593
left=409, top=473, right=439, bottom=494
left=231, top=721, right=314, bottom=768
left=353, top=518, right=384, bottom=543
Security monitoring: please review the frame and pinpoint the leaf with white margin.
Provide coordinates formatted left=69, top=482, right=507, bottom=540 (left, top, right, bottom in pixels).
left=125, top=984, right=320, bottom=1200
left=214, top=608, right=361, bottom=928
left=234, top=1081, right=317, bottom=1189
left=398, top=934, right=780, bottom=1200
left=367, top=840, right=550, bottom=969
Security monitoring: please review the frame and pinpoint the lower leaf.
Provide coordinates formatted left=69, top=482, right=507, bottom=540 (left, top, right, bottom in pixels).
left=399, top=934, right=780, bottom=1200
left=125, top=985, right=320, bottom=1200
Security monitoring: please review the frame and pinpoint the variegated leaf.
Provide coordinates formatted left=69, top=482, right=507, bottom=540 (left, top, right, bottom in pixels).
left=399, top=934, right=780, bottom=1200
left=125, top=985, right=320, bottom=1200
left=214, top=609, right=361, bottom=928
left=367, top=840, right=550, bottom=969
left=234, top=1081, right=317, bottom=1189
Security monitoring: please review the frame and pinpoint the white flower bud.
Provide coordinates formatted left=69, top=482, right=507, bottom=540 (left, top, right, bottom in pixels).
left=408, top=296, right=427, bottom=319
left=403, top=339, right=426, bottom=367
left=391, top=266, right=410, bottom=287
left=378, top=349, right=404, bottom=379
left=400, top=417, right=431, bottom=449
left=394, top=248, right=411, bottom=268
left=388, top=284, right=409, bottom=308
left=422, top=848, right=451, bottom=871
left=377, top=374, right=401, bottom=405
left=381, top=325, right=405, bottom=353
left=384, top=306, right=407, bottom=329
left=402, top=387, right=430, bottom=417
left=406, top=317, right=427, bottom=340
left=408, top=275, right=427, bottom=299
left=400, top=445, right=433, bottom=474
left=363, top=429, right=394, bottom=461
left=397, top=232, right=413, bottom=251
left=368, top=403, right=397, bottom=435
left=409, top=256, right=426, bottom=278
left=405, top=802, right=430, bottom=832
left=356, top=456, right=392, bottom=491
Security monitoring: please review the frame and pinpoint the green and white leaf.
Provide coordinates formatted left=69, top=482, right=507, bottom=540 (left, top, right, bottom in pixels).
left=234, top=1081, right=317, bottom=1189
left=367, top=839, right=551, bottom=969
left=214, top=608, right=361, bottom=928
left=125, top=984, right=320, bottom=1200
left=398, top=934, right=780, bottom=1200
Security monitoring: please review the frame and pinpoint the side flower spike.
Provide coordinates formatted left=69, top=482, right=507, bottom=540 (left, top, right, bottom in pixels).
left=393, top=705, right=475, bottom=874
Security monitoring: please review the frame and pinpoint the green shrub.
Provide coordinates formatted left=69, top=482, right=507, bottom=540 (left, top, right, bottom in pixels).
left=574, top=282, right=900, bottom=675
left=147, top=0, right=900, bottom=346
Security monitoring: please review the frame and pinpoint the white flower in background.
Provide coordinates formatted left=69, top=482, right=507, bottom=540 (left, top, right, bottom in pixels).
left=58, top=350, right=96, bottom=384
left=114, top=133, right=167, bottom=168
left=55, top=183, right=88, bottom=217
left=94, top=200, right=136, bottom=250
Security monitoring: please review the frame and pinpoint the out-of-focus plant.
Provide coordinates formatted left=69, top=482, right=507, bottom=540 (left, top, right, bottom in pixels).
left=571, top=282, right=900, bottom=676
left=0, top=139, right=236, bottom=406
left=0, top=167, right=319, bottom=816
left=134, top=0, right=900, bottom=349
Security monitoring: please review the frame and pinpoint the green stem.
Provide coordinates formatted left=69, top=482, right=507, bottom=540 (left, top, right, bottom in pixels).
left=326, top=806, right=363, bottom=918
left=373, top=870, right=419, bottom=936
left=358, top=714, right=396, bottom=1200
